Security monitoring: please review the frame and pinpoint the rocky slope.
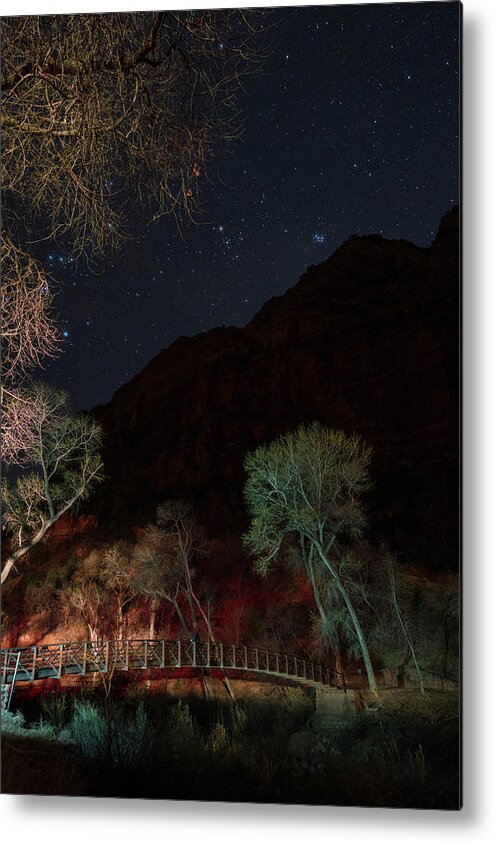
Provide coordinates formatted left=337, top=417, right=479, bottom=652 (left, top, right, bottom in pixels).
left=95, top=207, right=459, bottom=569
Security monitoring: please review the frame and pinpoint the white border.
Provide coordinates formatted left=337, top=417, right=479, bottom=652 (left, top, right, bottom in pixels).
left=2, top=0, right=493, bottom=839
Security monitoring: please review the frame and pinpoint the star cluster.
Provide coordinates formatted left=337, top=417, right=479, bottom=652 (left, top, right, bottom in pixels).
left=41, top=3, right=460, bottom=410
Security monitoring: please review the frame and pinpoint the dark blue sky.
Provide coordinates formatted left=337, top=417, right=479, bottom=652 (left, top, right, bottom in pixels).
left=42, top=2, right=460, bottom=410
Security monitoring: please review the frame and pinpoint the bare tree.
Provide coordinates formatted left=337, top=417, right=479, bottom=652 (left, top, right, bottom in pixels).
left=154, top=499, right=207, bottom=638
left=1, top=236, right=60, bottom=384
left=1, top=10, right=268, bottom=254
left=1, top=384, right=104, bottom=584
left=133, top=523, right=189, bottom=640
left=100, top=542, right=138, bottom=640
left=66, top=579, right=106, bottom=642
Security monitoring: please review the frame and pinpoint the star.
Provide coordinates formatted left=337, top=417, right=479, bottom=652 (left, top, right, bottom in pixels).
left=312, top=233, right=326, bottom=244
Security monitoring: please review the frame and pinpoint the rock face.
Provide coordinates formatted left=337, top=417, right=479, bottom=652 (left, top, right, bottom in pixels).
left=96, top=208, right=459, bottom=569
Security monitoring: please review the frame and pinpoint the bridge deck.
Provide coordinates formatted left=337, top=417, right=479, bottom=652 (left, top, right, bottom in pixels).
left=1, top=639, right=344, bottom=690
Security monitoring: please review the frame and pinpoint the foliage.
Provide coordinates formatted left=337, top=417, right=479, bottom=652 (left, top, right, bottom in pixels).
left=163, top=699, right=203, bottom=758
left=1, top=690, right=459, bottom=807
left=0, top=709, right=26, bottom=735
left=243, top=422, right=377, bottom=690
left=39, top=691, right=73, bottom=733
left=1, top=707, right=56, bottom=740
left=68, top=699, right=155, bottom=771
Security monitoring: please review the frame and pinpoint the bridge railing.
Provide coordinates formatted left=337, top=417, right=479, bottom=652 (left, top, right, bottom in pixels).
left=1, top=639, right=345, bottom=689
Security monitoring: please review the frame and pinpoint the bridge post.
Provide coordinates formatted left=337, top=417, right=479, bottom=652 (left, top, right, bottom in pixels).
left=206, top=641, right=210, bottom=667
left=125, top=640, right=129, bottom=671
left=232, top=646, right=236, bottom=668
left=82, top=642, right=87, bottom=676
left=32, top=647, right=37, bottom=681
left=255, top=648, right=259, bottom=671
left=220, top=643, right=224, bottom=668
left=58, top=644, right=63, bottom=679
left=144, top=640, right=148, bottom=669
left=161, top=640, right=165, bottom=668
left=192, top=641, right=197, bottom=667
left=275, top=652, right=279, bottom=673
left=178, top=639, right=181, bottom=667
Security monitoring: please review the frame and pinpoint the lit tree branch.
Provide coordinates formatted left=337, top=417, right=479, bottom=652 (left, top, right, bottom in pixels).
left=1, top=384, right=104, bottom=584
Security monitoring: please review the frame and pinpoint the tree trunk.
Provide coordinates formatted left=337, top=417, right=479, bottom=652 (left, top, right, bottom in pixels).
left=191, top=589, right=235, bottom=701
left=305, top=546, right=326, bottom=624
left=388, top=563, right=425, bottom=695
left=149, top=597, right=157, bottom=640
left=315, top=544, right=378, bottom=693
left=117, top=601, right=123, bottom=641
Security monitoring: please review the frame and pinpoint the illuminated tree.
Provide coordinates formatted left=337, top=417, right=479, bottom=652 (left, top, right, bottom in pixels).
left=1, top=236, right=60, bottom=384
left=66, top=579, right=106, bottom=643
left=133, top=500, right=207, bottom=639
left=133, top=521, right=189, bottom=640
left=243, top=423, right=378, bottom=691
left=1, top=10, right=268, bottom=253
left=100, top=542, right=138, bottom=640
left=1, top=384, right=104, bottom=584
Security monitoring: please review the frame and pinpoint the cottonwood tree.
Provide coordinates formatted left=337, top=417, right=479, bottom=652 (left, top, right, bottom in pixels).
left=1, top=384, right=104, bottom=584
left=243, top=422, right=378, bottom=692
left=1, top=236, right=60, bottom=385
left=1, top=236, right=61, bottom=455
left=134, top=500, right=234, bottom=698
left=133, top=522, right=189, bottom=640
left=66, top=579, right=106, bottom=642
left=1, top=10, right=268, bottom=254
left=100, top=542, right=138, bottom=640
left=133, top=500, right=208, bottom=639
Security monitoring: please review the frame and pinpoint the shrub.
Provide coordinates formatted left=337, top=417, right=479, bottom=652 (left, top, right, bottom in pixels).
left=1, top=708, right=56, bottom=740
left=1, top=709, right=26, bottom=735
left=40, top=692, right=72, bottom=732
left=68, top=701, right=107, bottom=762
left=67, top=699, right=155, bottom=772
left=164, top=700, right=203, bottom=757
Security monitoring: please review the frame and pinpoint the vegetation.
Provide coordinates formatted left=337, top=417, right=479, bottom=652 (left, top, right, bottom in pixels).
left=1, top=383, right=103, bottom=584
left=243, top=423, right=378, bottom=690
left=1, top=689, right=459, bottom=808
left=1, top=11, right=268, bottom=254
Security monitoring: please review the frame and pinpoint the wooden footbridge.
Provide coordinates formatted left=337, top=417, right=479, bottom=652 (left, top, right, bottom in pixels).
left=1, top=639, right=345, bottom=708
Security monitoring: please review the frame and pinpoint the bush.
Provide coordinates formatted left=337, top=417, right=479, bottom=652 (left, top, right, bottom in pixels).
left=39, top=692, right=72, bottom=732
left=164, top=700, right=203, bottom=759
left=1, top=709, right=26, bottom=735
left=68, top=701, right=107, bottom=762
left=67, top=699, right=155, bottom=772
left=1, top=708, right=56, bottom=740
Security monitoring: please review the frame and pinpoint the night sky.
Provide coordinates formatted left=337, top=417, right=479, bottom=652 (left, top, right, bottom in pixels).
left=40, top=2, right=460, bottom=411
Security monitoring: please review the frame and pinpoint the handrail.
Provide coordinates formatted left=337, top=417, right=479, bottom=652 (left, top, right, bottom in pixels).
left=0, top=639, right=346, bottom=690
